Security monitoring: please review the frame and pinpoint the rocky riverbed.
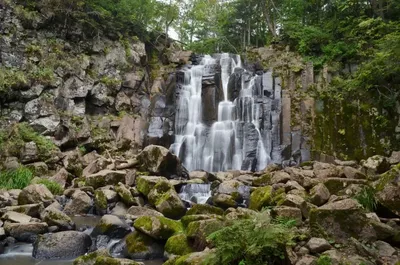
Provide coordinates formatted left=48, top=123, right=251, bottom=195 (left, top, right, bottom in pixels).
left=0, top=145, right=400, bottom=265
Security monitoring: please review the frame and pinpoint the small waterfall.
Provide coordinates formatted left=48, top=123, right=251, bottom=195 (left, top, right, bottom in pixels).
left=179, top=184, right=211, bottom=204
left=171, top=53, right=281, bottom=172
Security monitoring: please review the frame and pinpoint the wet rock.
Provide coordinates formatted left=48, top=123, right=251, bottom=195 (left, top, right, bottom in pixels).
left=165, top=233, right=194, bottom=257
left=63, top=190, right=92, bottom=215
left=40, top=207, right=75, bottom=230
left=305, top=238, right=332, bottom=254
left=4, top=222, right=48, bottom=242
left=133, top=216, right=182, bottom=240
left=91, top=215, right=130, bottom=238
left=86, top=170, right=126, bottom=189
left=189, top=171, right=209, bottom=181
left=122, top=231, right=163, bottom=260
left=148, top=180, right=186, bottom=219
left=309, top=183, right=330, bottom=206
left=136, top=145, right=187, bottom=179
left=125, top=206, right=163, bottom=220
left=110, top=202, right=128, bottom=217
left=173, top=249, right=214, bottom=265
left=33, top=231, right=92, bottom=259
left=18, top=184, right=54, bottom=205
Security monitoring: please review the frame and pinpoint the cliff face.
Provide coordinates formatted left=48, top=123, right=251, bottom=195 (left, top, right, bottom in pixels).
left=0, top=0, right=191, bottom=163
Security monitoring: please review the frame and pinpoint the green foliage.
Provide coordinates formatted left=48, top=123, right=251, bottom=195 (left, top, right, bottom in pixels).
left=205, top=212, right=296, bottom=265
left=316, top=255, right=332, bottom=265
left=0, top=167, right=33, bottom=190
left=34, top=179, right=64, bottom=195
left=0, top=123, right=57, bottom=160
left=0, top=67, right=28, bottom=95
left=354, top=187, right=377, bottom=212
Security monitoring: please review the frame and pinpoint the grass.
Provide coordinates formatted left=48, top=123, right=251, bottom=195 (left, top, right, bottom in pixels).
left=354, top=186, right=377, bottom=212
left=317, top=255, right=332, bottom=265
left=34, top=179, right=64, bottom=195
left=0, top=167, right=33, bottom=190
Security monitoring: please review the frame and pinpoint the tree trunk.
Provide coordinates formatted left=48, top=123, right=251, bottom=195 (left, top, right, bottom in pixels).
left=263, top=0, right=277, bottom=37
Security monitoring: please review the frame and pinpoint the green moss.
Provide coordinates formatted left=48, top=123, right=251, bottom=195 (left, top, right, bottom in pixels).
left=136, top=176, right=156, bottom=196
left=376, top=163, right=400, bottom=191
left=134, top=216, right=183, bottom=240
left=252, top=173, right=272, bottom=187
left=94, top=190, right=108, bottom=211
left=249, top=186, right=273, bottom=210
left=33, top=179, right=63, bottom=195
left=181, top=215, right=220, bottom=228
left=165, top=234, right=194, bottom=256
left=125, top=231, right=152, bottom=254
left=134, top=216, right=153, bottom=232
left=114, top=183, right=135, bottom=206
left=186, top=204, right=224, bottom=216
left=186, top=220, right=224, bottom=250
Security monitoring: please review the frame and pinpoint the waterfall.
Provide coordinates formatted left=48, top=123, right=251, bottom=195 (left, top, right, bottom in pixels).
left=171, top=53, right=279, bottom=172
left=179, top=184, right=211, bottom=204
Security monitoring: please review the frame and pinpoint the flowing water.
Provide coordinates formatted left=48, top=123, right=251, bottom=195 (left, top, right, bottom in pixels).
left=171, top=53, right=282, bottom=172
left=179, top=184, right=212, bottom=204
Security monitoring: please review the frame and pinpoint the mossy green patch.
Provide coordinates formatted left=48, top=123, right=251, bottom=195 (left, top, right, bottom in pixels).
left=125, top=231, right=152, bottom=254
left=165, top=233, right=194, bottom=256
left=252, top=173, right=272, bottom=187
left=249, top=186, right=273, bottom=210
left=186, top=204, right=224, bottom=216
left=94, top=190, right=108, bottom=211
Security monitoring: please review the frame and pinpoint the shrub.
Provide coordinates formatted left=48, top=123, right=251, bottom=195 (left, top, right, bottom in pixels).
left=34, top=179, right=64, bottom=195
left=317, top=255, right=332, bottom=265
left=354, top=186, right=377, bottom=211
left=0, top=167, right=33, bottom=190
left=205, top=212, right=296, bottom=265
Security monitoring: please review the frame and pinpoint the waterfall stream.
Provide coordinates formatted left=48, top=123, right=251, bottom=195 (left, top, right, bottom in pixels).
left=171, top=53, right=282, bottom=172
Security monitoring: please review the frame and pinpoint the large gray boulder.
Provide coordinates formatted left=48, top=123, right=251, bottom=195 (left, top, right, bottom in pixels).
left=63, top=190, right=92, bottom=215
left=136, top=145, right=188, bottom=179
left=91, top=215, right=131, bottom=238
left=4, top=222, right=48, bottom=242
left=18, top=184, right=54, bottom=205
left=33, top=231, right=92, bottom=259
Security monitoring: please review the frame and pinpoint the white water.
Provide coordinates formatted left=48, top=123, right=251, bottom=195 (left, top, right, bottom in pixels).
left=171, top=54, right=275, bottom=172
left=179, top=184, right=211, bottom=204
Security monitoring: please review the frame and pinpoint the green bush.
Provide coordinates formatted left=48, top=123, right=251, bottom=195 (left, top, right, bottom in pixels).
left=35, top=179, right=64, bottom=195
left=0, top=167, right=33, bottom=190
left=205, top=212, right=296, bottom=265
left=354, top=187, right=377, bottom=212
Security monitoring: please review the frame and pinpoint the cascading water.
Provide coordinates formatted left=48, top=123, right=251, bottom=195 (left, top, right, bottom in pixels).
left=171, top=53, right=282, bottom=172
left=179, top=184, right=212, bottom=204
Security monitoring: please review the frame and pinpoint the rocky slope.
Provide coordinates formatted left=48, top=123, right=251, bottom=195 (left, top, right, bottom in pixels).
left=0, top=145, right=399, bottom=265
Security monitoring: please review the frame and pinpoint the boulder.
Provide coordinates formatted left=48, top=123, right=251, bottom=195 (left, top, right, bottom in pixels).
left=309, top=183, right=330, bottom=206
left=91, top=215, right=131, bottom=238
left=111, top=202, right=129, bottom=217
left=305, top=238, right=332, bottom=254
left=0, top=203, right=44, bottom=218
left=165, top=233, right=194, bottom=256
left=133, top=216, right=182, bottom=240
left=342, top=167, right=366, bottom=179
left=50, top=168, right=73, bottom=188
left=73, top=249, right=143, bottom=265
left=281, top=194, right=308, bottom=218
left=271, top=206, right=302, bottom=225
left=186, top=204, right=224, bottom=216
left=136, top=145, right=187, bottom=179
left=122, top=231, right=163, bottom=259
left=212, top=194, right=237, bottom=209
left=249, top=186, right=273, bottom=210
left=115, top=183, right=137, bottom=207
left=33, top=231, right=92, bottom=259
left=2, top=211, right=32, bottom=223
left=224, top=207, right=257, bottom=220
left=40, top=207, right=75, bottom=230
left=309, top=199, right=377, bottom=243
left=20, top=141, right=39, bottom=163
left=295, top=255, right=317, bottom=265
left=147, top=180, right=186, bottom=219
left=63, top=190, right=92, bottom=216
left=4, top=222, right=48, bottom=242
left=173, top=249, right=214, bottom=265
left=322, top=178, right=367, bottom=195
left=189, top=171, right=208, bottom=181
left=136, top=176, right=168, bottom=196
left=86, top=170, right=126, bottom=189
left=18, top=184, right=54, bottom=205
left=186, top=219, right=224, bottom=250
left=374, top=240, right=397, bottom=257
left=0, top=190, right=13, bottom=208
left=126, top=206, right=163, bottom=220
left=361, top=155, right=391, bottom=176
left=376, top=163, right=400, bottom=216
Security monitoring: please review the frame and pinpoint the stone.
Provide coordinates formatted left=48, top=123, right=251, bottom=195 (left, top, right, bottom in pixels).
left=164, top=233, right=194, bottom=256
left=186, top=219, right=224, bottom=250
left=126, top=206, right=163, bottom=220
left=73, top=249, right=143, bottom=265
left=40, top=207, right=75, bottom=230
left=136, top=145, right=187, bottom=179
left=147, top=180, right=186, bottom=219
left=82, top=157, right=112, bottom=177
left=322, top=178, right=367, bottom=195
left=116, top=116, right=146, bottom=152
left=186, top=204, right=224, bottom=216
left=305, top=238, right=332, bottom=254
left=0, top=204, right=44, bottom=218
left=2, top=211, right=32, bottom=223
left=309, top=183, right=330, bottom=206
left=281, top=194, right=308, bottom=218
left=374, top=240, right=396, bottom=257
left=361, top=155, right=391, bottom=175
left=309, top=199, right=377, bottom=243
left=86, top=170, right=126, bottom=189
left=189, top=171, right=209, bottom=181
left=0, top=190, right=12, bottom=208
left=133, top=216, right=182, bottom=240
left=342, top=167, right=366, bottom=179
left=212, top=194, right=237, bottom=209
left=92, top=215, right=130, bottom=238
left=63, top=191, right=92, bottom=216
left=115, top=183, right=136, bottom=207
left=25, top=162, right=48, bottom=176
left=3, top=157, right=20, bottom=170
left=33, top=231, right=92, bottom=259
left=20, top=141, right=39, bottom=163
left=376, top=163, right=400, bottom=216
left=271, top=206, right=302, bottom=225
left=295, top=255, right=317, bottom=265
left=249, top=186, right=273, bottom=210
left=18, top=184, right=54, bottom=205
left=111, top=202, right=128, bottom=217
left=136, top=176, right=168, bottom=196
left=122, top=231, right=163, bottom=260
left=271, top=171, right=291, bottom=184
left=4, top=222, right=48, bottom=242
left=388, top=151, right=400, bottom=165
left=50, top=168, right=72, bottom=188
left=314, top=164, right=342, bottom=179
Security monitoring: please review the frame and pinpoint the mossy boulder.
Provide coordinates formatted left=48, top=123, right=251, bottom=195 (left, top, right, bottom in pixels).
left=181, top=214, right=223, bottom=227
left=133, top=216, right=183, bottom=240
left=73, top=249, right=143, bottom=265
left=186, top=204, right=224, bottom=216
left=174, top=250, right=214, bottom=265
left=4, top=222, right=48, bottom=242
left=148, top=180, right=186, bottom=219
left=18, top=184, right=54, bottom=205
left=309, top=183, right=330, bottom=206
left=322, top=178, right=367, bottom=195
left=252, top=173, right=272, bottom=186
left=136, top=176, right=168, bottom=196
left=40, top=207, right=75, bottom=230
left=165, top=233, right=194, bottom=256
left=309, top=199, right=377, bottom=243
left=115, top=183, right=136, bottom=207
left=212, top=194, right=237, bottom=209
left=361, top=155, right=391, bottom=176
left=126, top=206, right=163, bottom=220
left=376, top=163, right=400, bottom=216
left=186, top=219, right=224, bottom=250
left=86, top=170, right=126, bottom=189
left=249, top=186, right=273, bottom=210
left=123, top=231, right=163, bottom=259
left=94, top=190, right=108, bottom=214
left=91, top=215, right=131, bottom=238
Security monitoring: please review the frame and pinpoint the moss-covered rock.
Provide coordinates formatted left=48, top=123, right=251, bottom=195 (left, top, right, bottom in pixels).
left=252, top=173, right=272, bottom=187
left=124, top=231, right=163, bottom=260
left=376, top=163, right=400, bottom=216
left=136, top=176, right=167, bottom=196
left=181, top=214, right=223, bottom=228
left=174, top=250, right=214, bottom=265
left=147, top=180, right=186, bottom=219
left=212, top=194, right=237, bottom=209
left=133, top=216, right=182, bottom=240
left=40, top=207, right=75, bottom=230
left=115, top=183, right=136, bottom=206
left=165, top=233, right=194, bottom=256
left=249, top=186, right=273, bottom=210
left=86, top=170, right=126, bottom=189
left=91, top=215, right=130, bottom=238
left=94, top=190, right=108, bottom=214
left=73, top=249, right=143, bottom=265
left=186, top=204, right=224, bottom=216
left=323, top=178, right=367, bottom=195
left=186, top=219, right=224, bottom=250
